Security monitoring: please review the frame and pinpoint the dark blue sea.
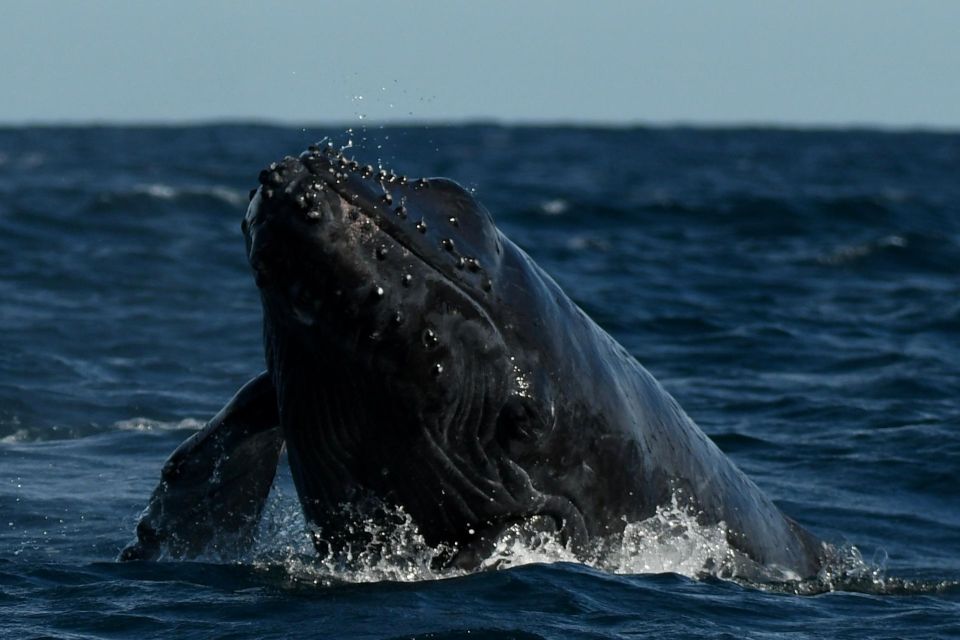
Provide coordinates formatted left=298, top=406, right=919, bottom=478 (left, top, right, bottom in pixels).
left=1, top=125, right=958, bottom=639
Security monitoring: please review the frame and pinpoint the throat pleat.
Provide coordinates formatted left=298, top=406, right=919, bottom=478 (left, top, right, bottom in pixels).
left=271, top=334, right=386, bottom=522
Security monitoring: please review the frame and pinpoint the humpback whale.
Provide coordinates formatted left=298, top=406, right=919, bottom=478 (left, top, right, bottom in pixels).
left=121, top=145, right=826, bottom=577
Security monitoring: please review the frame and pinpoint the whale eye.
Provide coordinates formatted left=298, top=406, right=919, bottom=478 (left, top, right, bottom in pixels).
left=495, top=396, right=550, bottom=455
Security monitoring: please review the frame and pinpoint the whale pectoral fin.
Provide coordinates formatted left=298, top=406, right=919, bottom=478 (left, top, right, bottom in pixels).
left=119, top=372, right=282, bottom=562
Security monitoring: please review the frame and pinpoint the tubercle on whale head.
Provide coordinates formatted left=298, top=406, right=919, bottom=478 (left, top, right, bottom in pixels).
left=243, top=146, right=500, bottom=299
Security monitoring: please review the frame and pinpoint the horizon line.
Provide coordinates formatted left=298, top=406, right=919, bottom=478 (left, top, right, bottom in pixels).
left=0, top=116, right=957, bottom=135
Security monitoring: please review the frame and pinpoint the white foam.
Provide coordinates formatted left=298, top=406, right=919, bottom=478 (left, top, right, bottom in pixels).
left=113, top=417, right=204, bottom=432
left=596, top=496, right=737, bottom=577
left=541, top=199, right=569, bottom=215
left=130, top=183, right=247, bottom=206
left=137, top=183, right=177, bottom=199
left=0, top=428, right=31, bottom=444
left=818, top=233, right=909, bottom=266
left=250, top=484, right=456, bottom=585
left=247, top=488, right=747, bottom=585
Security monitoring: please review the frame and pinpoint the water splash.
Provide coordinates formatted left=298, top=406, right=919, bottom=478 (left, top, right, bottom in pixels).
left=249, top=483, right=457, bottom=585
left=755, top=544, right=958, bottom=596
left=236, top=484, right=960, bottom=595
left=244, top=488, right=750, bottom=587
left=595, top=496, right=738, bottom=578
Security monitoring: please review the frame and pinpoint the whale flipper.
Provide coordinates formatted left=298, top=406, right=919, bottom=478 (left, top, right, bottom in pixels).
left=120, top=372, right=282, bottom=561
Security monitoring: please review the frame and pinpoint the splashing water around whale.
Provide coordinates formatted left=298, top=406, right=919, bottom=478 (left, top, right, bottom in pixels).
left=240, top=468, right=944, bottom=596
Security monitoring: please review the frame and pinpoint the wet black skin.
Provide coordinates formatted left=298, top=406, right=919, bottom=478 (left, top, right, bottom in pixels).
left=121, top=145, right=826, bottom=576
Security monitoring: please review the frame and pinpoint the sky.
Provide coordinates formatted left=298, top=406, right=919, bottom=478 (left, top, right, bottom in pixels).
left=1, top=0, right=959, bottom=129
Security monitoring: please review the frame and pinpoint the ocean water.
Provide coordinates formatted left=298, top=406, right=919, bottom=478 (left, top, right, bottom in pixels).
left=1, top=124, right=958, bottom=639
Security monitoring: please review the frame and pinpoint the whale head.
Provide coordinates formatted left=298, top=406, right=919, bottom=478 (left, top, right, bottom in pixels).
left=243, top=146, right=585, bottom=563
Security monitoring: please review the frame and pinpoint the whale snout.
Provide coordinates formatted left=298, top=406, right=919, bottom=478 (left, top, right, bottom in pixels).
left=242, top=155, right=344, bottom=289
left=242, top=146, right=506, bottom=327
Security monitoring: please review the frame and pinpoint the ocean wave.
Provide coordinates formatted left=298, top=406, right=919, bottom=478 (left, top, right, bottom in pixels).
left=0, top=151, right=46, bottom=169
left=0, top=428, right=31, bottom=445
left=112, top=417, right=205, bottom=433
left=817, top=234, right=909, bottom=266
left=87, top=183, right=249, bottom=211
left=0, top=417, right=205, bottom=444
left=539, top=199, right=569, bottom=216
left=126, top=183, right=248, bottom=207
